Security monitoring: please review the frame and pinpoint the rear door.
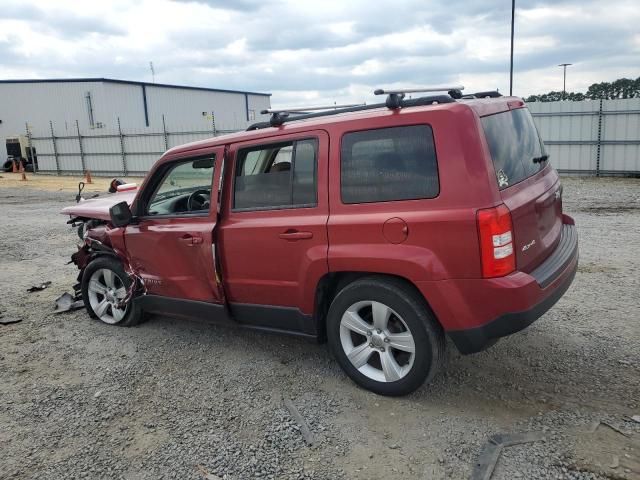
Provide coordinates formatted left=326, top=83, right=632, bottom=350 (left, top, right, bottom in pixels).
left=217, top=131, right=329, bottom=327
left=480, top=107, right=562, bottom=272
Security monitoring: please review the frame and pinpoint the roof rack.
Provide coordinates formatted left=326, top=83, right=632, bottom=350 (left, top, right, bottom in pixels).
left=246, top=85, right=506, bottom=131
left=247, top=94, right=455, bottom=130
left=374, top=85, right=465, bottom=108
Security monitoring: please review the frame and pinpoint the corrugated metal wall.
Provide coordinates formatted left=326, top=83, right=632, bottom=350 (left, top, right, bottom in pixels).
left=0, top=79, right=270, bottom=141
left=1, top=79, right=271, bottom=175
left=528, top=98, right=640, bottom=175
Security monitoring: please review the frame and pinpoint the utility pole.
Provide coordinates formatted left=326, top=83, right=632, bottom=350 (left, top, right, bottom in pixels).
left=558, top=63, right=572, bottom=100
left=149, top=61, right=155, bottom=83
left=509, top=0, right=515, bottom=96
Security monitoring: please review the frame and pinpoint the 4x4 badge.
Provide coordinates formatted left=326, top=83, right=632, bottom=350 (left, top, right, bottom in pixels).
left=497, top=169, right=509, bottom=187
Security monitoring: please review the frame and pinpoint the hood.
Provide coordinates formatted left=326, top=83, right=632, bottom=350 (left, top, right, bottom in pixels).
left=61, top=190, right=137, bottom=221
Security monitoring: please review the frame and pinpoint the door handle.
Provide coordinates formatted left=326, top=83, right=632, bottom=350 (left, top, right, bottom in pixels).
left=279, top=230, right=313, bottom=241
left=179, top=233, right=203, bottom=246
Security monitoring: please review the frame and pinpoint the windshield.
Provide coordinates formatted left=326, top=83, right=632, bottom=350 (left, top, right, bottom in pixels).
left=481, top=108, right=548, bottom=190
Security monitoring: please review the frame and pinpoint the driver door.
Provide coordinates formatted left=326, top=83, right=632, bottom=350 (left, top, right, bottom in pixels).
left=125, top=147, right=225, bottom=303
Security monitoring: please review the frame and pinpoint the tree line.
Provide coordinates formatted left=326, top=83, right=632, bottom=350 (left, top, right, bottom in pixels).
left=524, top=76, right=640, bottom=102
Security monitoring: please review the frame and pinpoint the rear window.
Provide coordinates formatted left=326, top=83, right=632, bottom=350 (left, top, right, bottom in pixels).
left=481, top=108, right=548, bottom=190
left=341, top=125, right=439, bottom=204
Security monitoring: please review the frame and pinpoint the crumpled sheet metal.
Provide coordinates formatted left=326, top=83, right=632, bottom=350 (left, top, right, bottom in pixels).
left=54, top=292, right=85, bottom=314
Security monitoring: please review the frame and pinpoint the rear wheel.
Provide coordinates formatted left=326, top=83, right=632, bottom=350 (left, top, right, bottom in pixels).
left=81, top=257, right=144, bottom=326
left=327, top=276, right=445, bottom=396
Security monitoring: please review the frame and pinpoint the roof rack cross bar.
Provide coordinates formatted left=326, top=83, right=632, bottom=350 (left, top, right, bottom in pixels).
left=374, top=86, right=465, bottom=109
left=374, top=85, right=464, bottom=95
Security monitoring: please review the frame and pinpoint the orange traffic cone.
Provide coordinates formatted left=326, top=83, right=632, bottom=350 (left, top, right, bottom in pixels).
left=19, top=162, right=27, bottom=181
left=11, top=160, right=18, bottom=173
left=84, top=170, right=93, bottom=184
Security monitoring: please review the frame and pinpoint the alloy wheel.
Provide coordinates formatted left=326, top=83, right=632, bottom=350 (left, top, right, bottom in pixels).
left=339, top=300, right=416, bottom=383
left=87, top=268, right=129, bottom=324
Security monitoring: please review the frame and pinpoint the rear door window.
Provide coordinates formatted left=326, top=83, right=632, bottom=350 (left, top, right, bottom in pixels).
left=233, top=139, right=318, bottom=210
left=481, top=108, right=548, bottom=190
left=340, top=125, right=439, bottom=204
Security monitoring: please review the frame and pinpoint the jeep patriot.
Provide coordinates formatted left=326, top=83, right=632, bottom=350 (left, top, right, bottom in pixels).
left=62, top=87, right=578, bottom=396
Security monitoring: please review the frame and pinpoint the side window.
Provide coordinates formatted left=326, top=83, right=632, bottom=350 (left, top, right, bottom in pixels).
left=341, top=125, right=439, bottom=204
left=233, top=138, right=318, bottom=210
left=147, top=156, right=215, bottom=216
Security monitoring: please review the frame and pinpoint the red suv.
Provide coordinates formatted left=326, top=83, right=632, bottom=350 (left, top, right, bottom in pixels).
left=62, top=88, right=578, bottom=396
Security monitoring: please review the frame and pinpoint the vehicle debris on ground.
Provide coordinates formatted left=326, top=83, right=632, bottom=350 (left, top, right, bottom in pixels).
left=0, top=316, right=22, bottom=325
left=282, top=395, right=316, bottom=447
left=27, top=281, right=51, bottom=292
left=53, top=292, right=85, bottom=314
left=471, top=432, right=546, bottom=480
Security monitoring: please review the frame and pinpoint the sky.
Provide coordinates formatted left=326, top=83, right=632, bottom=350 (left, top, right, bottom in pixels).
left=1, top=0, right=639, bottom=107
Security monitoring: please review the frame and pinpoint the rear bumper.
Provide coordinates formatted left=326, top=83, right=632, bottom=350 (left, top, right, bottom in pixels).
left=419, top=216, right=578, bottom=354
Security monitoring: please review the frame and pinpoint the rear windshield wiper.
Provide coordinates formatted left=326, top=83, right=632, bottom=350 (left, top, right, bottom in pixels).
left=532, top=154, right=549, bottom=164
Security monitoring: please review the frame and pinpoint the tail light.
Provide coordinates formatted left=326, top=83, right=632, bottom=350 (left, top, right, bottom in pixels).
left=477, top=204, right=515, bottom=278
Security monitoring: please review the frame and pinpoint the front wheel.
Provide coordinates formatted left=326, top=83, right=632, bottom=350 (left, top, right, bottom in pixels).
left=81, top=256, right=144, bottom=326
left=327, top=276, right=445, bottom=396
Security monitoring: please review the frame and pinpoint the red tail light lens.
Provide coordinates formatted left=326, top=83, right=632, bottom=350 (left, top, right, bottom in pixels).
left=477, top=204, right=515, bottom=278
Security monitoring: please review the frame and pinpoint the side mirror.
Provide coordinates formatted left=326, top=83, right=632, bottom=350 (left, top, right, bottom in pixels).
left=109, top=201, right=133, bottom=227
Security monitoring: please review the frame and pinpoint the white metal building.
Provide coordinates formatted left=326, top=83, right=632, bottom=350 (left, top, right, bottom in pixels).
left=0, top=78, right=271, bottom=137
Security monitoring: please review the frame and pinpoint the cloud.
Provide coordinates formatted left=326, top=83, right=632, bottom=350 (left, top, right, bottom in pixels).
left=0, top=0, right=638, bottom=106
left=172, top=0, right=269, bottom=12
left=2, top=2, right=125, bottom=38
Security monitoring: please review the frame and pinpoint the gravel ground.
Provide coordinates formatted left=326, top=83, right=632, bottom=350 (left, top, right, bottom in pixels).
left=0, top=176, right=639, bottom=480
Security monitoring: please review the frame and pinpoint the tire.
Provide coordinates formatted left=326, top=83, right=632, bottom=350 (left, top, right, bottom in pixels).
left=81, top=256, right=144, bottom=327
left=327, top=276, right=445, bottom=396
left=2, top=160, right=13, bottom=172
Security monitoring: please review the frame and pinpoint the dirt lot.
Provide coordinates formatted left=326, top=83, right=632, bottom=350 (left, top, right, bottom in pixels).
left=0, top=172, right=142, bottom=194
left=0, top=175, right=639, bottom=480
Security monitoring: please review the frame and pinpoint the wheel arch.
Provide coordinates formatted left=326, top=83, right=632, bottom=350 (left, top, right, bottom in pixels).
left=313, top=271, right=441, bottom=343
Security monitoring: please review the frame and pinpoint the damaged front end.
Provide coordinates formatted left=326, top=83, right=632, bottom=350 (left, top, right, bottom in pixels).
left=67, top=221, right=145, bottom=309
left=64, top=181, right=144, bottom=309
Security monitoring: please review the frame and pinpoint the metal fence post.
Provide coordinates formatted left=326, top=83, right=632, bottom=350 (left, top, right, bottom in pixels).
left=162, top=114, right=169, bottom=151
left=75, top=120, right=86, bottom=174
left=595, top=98, right=603, bottom=177
left=49, top=120, right=60, bottom=175
left=25, top=122, right=35, bottom=174
left=118, top=117, right=127, bottom=176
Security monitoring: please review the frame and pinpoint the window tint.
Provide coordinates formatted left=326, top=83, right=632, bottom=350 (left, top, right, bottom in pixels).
left=234, top=139, right=318, bottom=210
left=481, top=108, right=548, bottom=190
left=147, top=156, right=215, bottom=215
left=341, top=125, right=439, bottom=204
left=242, top=151, right=261, bottom=175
